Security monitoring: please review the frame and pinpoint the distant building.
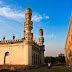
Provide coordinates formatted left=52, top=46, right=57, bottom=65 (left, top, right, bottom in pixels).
left=0, top=6, right=45, bottom=65
left=65, top=13, right=72, bottom=67
left=57, top=53, right=64, bottom=57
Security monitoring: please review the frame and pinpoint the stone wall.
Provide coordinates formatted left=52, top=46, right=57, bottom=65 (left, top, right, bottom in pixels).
left=0, top=43, right=25, bottom=65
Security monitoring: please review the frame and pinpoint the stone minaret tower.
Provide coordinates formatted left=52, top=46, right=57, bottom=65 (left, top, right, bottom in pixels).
left=24, top=6, right=33, bottom=65
left=39, top=28, right=45, bottom=64
left=24, top=6, right=33, bottom=40
left=39, top=28, right=44, bottom=45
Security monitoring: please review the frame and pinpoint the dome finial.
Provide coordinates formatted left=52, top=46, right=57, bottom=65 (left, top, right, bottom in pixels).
left=28, top=5, right=29, bottom=8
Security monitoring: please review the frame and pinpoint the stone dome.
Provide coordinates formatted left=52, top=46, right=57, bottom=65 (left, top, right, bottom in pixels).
left=39, top=28, right=43, bottom=36
left=3, top=37, right=5, bottom=40
left=25, top=7, right=32, bottom=15
left=39, top=28, right=43, bottom=33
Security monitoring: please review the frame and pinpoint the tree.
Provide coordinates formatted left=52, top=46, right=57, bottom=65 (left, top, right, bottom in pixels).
left=44, top=56, right=65, bottom=64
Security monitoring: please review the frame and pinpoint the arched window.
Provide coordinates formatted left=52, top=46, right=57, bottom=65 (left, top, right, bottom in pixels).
left=5, top=52, right=9, bottom=56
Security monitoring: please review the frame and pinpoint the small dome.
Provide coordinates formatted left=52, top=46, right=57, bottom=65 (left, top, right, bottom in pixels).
left=39, top=28, right=43, bottom=33
left=3, top=37, right=5, bottom=40
left=13, top=35, right=15, bottom=39
left=39, top=28, right=43, bottom=36
left=25, top=7, right=32, bottom=15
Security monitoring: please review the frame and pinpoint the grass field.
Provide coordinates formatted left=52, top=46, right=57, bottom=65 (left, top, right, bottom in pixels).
left=23, top=64, right=71, bottom=72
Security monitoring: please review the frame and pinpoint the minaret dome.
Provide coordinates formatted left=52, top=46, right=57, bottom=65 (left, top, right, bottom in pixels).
left=39, top=28, right=43, bottom=36
left=25, top=5, right=32, bottom=20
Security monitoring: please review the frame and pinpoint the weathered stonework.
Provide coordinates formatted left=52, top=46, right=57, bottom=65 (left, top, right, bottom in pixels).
left=65, top=13, right=72, bottom=67
left=0, top=6, right=45, bottom=65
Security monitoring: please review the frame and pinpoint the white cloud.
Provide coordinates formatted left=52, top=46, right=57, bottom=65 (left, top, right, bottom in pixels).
left=0, top=7, right=25, bottom=23
left=0, top=7, right=49, bottom=22
left=45, top=16, right=49, bottom=19
left=0, top=1, right=2, bottom=4
left=43, top=13, right=49, bottom=19
left=32, top=13, right=49, bottom=22
left=32, top=13, right=43, bottom=22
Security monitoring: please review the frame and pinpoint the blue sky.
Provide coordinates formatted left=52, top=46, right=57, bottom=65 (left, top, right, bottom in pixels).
left=0, top=0, right=72, bottom=56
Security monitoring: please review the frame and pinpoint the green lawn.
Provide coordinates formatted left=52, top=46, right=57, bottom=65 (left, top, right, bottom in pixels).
left=22, top=64, right=71, bottom=72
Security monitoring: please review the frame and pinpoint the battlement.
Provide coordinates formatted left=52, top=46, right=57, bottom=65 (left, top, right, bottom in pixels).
left=33, top=39, right=40, bottom=46
left=0, top=38, right=24, bottom=44
left=32, top=39, right=41, bottom=51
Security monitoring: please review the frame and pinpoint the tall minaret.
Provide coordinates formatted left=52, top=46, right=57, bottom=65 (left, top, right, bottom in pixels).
left=39, top=28, right=45, bottom=64
left=24, top=6, right=33, bottom=65
left=39, top=28, right=44, bottom=45
left=24, top=5, right=33, bottom=40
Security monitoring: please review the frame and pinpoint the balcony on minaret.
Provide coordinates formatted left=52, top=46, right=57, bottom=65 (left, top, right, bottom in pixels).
left=24, top=20, right=33, bottom=32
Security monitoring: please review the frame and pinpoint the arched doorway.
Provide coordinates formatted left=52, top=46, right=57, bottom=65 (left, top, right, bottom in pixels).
left=4, top=51, right=9, bottom=64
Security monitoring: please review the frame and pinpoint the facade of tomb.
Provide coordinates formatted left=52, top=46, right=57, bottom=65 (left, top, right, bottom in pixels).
left=0, top=6, right=45, bottom=65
